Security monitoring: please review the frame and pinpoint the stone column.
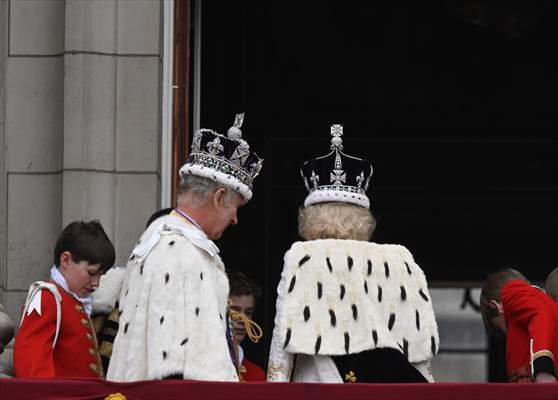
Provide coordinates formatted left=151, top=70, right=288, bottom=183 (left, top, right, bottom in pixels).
left=0, top=0, right=163, bottom=321
left=1, top=0, right=65, bottom=319
left=62, top=0, right=162, bottom=267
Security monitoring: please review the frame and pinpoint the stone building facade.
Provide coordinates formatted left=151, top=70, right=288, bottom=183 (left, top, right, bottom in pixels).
left=0, top=0, right=165, bottom=321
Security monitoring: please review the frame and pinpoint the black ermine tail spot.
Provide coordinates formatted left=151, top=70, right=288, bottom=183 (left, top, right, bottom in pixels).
left=283, top=328, right=292, bottom=349
left=347, top=256, right=353, bottom=271
left=344, top=332, right=350, bottom=353
left=124, top=322, right=129, bottom=334
left=160, top=316, right=164, bottom=325
left=326, top=257, right=333, bottom=273
left=303, top=306, right=311, bottom=322
left=169, top=240, right=175, bottom=246
left=180, top=338, right=188, bottom=346
left=288, top=276, right=296, bottom=293
left=163, top=351, right=167, bottom=360
left=165, top=273, right=170, bottom=284
left=431, top=336, right=437, bottom=355
left=200, top=272, right=203, bottom=281
left=416, top=310, right=421, bottom=330
left=299, top=255, right=311, bottom=267
left=400, top=286, right=407, bottom=301
left=329, top=309, right=337, bottom=327
left=402, top=339, right=409, bottom=358
left=140, top=263, right=144, bottom=275
left=351, top=304, right=358, bottom=321
left=315, top=336, right=322, bottom=354
left=340, top=284, right=346, bottom=300
left=372, top=330, right=378, bottom=346
left=405, top=262, right=412, bottom=274
left=367, top=260, right=372, bottom=276
left=388, top=313, right=396, bottom=331
left=317, top=282, right=323, bottom=299
left=377, top=285, right=383, bottom=302
left=419, top=288, right=429, bottom=302
left=384, top=262, right=390, bottom=278
left=195, top=307, right=199, bottom=316
left=364, top=280, right=368, bottom=294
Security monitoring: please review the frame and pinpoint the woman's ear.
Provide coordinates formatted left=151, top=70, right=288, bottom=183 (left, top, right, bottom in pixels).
left=59, top=251, right=73, bottom=271
left=489, top=299, right=504, bottom=314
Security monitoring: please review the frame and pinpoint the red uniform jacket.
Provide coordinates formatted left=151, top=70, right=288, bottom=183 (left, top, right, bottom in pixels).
left=14, top=283, right=103, bottom=378
left=240, top=358, right=266, bottom=381
left=502, top=280, right=558, bottom=382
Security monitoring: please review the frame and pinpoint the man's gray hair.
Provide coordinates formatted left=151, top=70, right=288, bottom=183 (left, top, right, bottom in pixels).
left=177, top=175, right=238, bottom=208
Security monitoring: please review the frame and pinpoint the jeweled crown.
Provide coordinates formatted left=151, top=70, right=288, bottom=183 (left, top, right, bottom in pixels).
left=179, top=113, right=263, bottom=201
left=300, top=124, right=373, bottom=208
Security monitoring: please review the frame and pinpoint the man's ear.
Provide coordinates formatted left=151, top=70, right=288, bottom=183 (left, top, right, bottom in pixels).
left=59, top=251, right=73, bottom=271
left=212, top=187, right=228, bottom=209
left=489, top=299, right=504, bottom=314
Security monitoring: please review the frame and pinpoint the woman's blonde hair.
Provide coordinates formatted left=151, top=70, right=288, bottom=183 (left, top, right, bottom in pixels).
left=298, top=202, right=376, bottom=241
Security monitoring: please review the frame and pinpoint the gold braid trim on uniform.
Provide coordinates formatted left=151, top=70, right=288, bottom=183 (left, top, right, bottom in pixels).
left=229, top=309, right=263, bottom=343
left=532, top=350, right=555, bottom=362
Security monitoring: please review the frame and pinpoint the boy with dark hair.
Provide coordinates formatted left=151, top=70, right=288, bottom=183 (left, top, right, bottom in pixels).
left=14, top=220, right=115, bottom=378
left=227, top=270, right=265, bottom=381
left=480, top=269, right=558, bottom=383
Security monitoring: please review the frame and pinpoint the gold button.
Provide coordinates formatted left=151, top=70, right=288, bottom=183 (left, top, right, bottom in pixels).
left=75, top=304, right=84, bottom=313
left=86, top=332, right=94, bottom=343
left=88, top=347, right=96, bottom=356
left=81, top=318, right=89, bottom=327
left=89, top=363, right=98, bottom=373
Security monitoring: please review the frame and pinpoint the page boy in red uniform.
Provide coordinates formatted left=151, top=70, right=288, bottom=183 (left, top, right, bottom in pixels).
left=480, top=269, right=558, bottom=383
left=14, top=220, right=115, bottom=378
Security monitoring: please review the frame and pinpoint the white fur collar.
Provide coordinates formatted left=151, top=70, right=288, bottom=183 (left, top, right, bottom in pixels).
left=132, top=214, right=220, bottom=260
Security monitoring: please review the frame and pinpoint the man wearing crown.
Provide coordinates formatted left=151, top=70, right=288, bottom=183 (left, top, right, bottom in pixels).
left=267, top=125, right=439, bottom=383
left=107, top=115, right=263, bottom=382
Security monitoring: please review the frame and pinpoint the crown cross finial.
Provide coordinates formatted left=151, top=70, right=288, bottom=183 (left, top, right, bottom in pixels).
left=330, top=124, right=344, bottom=150
left=331, top=124, right=343, bottom=137
left=233, top=113, right=245, bottom=129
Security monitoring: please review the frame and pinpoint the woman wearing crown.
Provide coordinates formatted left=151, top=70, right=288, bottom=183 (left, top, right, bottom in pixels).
left=267, top=125, right=439, bottom=383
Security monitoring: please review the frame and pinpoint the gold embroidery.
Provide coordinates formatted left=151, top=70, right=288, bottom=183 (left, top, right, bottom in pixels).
left=266, top=363, right=290, bottom=379
left=104, top=393, right=127, bottom=400
left=344, top=370, right=357, bottom=383
left=532, top=350, right=555, bottom=362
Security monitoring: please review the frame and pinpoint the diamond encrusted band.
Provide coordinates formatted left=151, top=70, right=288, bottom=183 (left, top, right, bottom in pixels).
left=186, top=153, right=253, bottom=189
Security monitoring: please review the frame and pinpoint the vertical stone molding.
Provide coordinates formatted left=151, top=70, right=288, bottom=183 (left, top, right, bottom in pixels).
left=2, top=0, right=65, bottom=318
left=1, top=0, right=163, bottom=320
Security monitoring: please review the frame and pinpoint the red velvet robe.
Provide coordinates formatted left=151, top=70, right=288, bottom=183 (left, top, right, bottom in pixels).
left=14, top=283, right=103, bottom=378
left=502, top=280, right=558, bottom=382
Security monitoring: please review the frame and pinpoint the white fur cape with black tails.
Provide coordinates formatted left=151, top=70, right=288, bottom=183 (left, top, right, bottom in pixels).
left=267, top=239, right=439, bottom=382
left=107, top=214, right=238, bottom=382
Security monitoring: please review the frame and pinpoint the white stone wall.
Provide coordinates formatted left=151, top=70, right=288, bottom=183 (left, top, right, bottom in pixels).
left=430, top=288, right=488, bottom=382
left=0, top=0, right=163, bottom=322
